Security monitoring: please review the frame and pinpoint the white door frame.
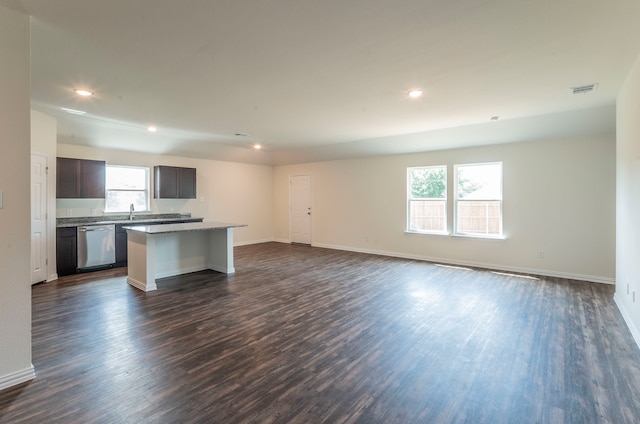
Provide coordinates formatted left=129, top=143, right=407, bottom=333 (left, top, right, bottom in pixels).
left=31, top=152, right=49, bottom=284
left=289, top=174, right=312, bottom=245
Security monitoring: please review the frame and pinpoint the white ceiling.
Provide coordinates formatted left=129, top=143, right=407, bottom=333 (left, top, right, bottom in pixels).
left=3, top=0, right=640, bottom=165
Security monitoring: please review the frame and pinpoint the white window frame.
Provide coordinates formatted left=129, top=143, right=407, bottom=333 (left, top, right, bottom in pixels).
left=407, top=165, right=448, bottom=235
left=454, top=162, right=503, bottom=238
left=104, top=164, right=151, bottom=213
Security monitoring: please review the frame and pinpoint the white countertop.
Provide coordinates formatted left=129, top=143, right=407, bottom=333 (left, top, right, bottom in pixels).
left=124, top=221, right=247, bottom=235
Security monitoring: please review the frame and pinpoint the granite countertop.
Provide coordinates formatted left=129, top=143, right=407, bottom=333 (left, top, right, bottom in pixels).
left=56, top=213, right=202, bottom=228
left=124, top=221, right=247, bottom=235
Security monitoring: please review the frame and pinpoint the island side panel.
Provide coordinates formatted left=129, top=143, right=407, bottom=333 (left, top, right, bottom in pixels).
left=154, top=231, right=209, bottom=279
left=208, top=228, right=235, bottom=273
left=126, top=230, right=157, bottom=292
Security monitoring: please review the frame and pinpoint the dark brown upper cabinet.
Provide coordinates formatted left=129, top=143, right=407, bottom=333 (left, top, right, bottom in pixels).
left=56, top=157, right=106, bottom=199
left=154, top=165, right=197, bottom=199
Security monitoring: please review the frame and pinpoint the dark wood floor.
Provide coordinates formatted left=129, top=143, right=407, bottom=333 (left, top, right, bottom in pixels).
left=2, top=242, right=640, bottom=423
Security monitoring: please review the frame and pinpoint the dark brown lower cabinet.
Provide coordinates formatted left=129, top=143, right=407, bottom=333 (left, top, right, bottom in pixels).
left=114, top=224, right=128, bottom=268
left=56, top=227, right=77, bottom=276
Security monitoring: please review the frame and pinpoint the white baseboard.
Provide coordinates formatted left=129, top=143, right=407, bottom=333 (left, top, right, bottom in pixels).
left=234, top=238, right=274, bottom=247
left=127, top=276, right=156, bottom=292
left=0, top=365, right=35, bottom=391
left=234, top=238, right=290, bottom=246
left=208, top=264, right=235, bottom=274
left=614, top=293, right=640, bottom=350
left=310, top=242, right=615, bottom=285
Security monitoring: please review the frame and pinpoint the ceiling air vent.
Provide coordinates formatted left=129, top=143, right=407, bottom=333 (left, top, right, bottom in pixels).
left=571, top=83, right=598, bottom=94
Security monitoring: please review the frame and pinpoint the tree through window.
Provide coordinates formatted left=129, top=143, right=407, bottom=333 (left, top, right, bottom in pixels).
left=454, top=162, right=502, bottom=237
left=407, top=166, right=447, bottom=233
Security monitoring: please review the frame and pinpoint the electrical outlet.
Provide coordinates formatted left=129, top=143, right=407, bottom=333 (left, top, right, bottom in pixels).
left=66, top=208, right=72, bottom=216
left=537, top=251, right=544, bottom=259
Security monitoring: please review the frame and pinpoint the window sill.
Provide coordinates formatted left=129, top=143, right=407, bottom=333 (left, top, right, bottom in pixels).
left=451, top=233, right=506, bottom=241
left=405, top=231, right=506, bottom=241
left=405, top=230, right=450, bottom=237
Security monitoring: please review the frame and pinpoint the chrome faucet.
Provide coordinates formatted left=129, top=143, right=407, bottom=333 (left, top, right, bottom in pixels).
left=129, top=203, right=134, bottom=220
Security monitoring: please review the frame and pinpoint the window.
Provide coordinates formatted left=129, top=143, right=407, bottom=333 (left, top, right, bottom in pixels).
left=407, top=166, right=447, bottom=233
left=105, top=165, right=150, bottom=213
left=454, top=162, right=502, bottom=237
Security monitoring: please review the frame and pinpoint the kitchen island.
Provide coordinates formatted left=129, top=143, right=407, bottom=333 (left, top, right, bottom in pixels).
left=125, top=221, right=247, bottom=292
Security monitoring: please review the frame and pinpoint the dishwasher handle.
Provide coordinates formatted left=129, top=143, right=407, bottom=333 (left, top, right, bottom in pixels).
left=78, top=225, right=115, bottom=232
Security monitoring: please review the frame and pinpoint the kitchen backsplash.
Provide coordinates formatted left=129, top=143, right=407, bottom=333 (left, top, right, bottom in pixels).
left=56, top=198, right=193, bottom=218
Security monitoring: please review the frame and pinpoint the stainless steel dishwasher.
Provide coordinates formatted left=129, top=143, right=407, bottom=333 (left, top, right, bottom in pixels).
left=77, top=224, right=116, bottom=270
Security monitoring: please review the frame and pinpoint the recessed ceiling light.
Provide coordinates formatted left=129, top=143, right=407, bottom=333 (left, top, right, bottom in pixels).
left=61, top=107, right=87, bottom=115
left=74, top=89, right=94, bottom=97
left=408, top=90, right=423, bottom=98
left=147, top=126, right=157, bottom=132
left=253, top=144, right=262, bottom=150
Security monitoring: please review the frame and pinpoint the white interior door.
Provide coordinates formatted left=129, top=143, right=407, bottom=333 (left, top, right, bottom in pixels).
left=290, top=174, right=312, bottom=245
left=31, top=153, right=48, bottom=284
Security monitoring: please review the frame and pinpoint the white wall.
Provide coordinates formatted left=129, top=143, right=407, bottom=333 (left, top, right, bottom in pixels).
left=273, top=134, right=616, bottom=283
left=0, top=4, right=34, bottom=390
left=56, top=144, right=273, bottom=245
left=31, top=109, right=58, bottom=281
left=615, top=51, right=640, bottom=345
